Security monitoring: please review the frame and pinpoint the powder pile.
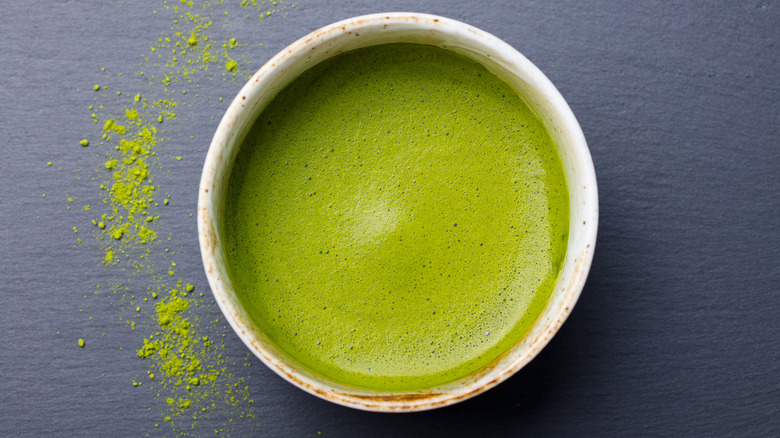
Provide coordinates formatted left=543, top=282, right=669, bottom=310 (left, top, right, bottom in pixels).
left=71, top=1, right=299, bottom=436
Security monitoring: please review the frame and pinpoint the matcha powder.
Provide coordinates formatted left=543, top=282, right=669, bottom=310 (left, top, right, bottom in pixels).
left=70, top=1, right=300, bottom=436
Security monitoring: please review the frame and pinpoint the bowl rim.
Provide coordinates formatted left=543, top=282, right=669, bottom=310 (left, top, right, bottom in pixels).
left=198, top=12, right=598, bottom=412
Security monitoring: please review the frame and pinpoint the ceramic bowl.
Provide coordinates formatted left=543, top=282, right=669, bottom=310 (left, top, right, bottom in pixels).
left=198, top=12, right=598, bottom=412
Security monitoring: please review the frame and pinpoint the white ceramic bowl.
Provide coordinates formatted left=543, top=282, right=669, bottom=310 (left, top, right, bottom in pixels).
left=199, top=12, right=598, bottom=412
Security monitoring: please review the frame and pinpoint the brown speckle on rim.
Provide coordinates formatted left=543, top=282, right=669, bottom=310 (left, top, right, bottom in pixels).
left=434, top=19, right=439, bottom=22
left=205, top=189, right=209, bottom=193
left=583, top=221, right=586, bottom=225
left=242, top=96, right=246, bottom=100
left=207, top=217, right=218, bottom=255
left=350, top=392, right=442, bottom=402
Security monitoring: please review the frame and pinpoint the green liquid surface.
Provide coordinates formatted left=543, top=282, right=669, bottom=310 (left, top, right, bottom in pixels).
left=224, top=44, right=569, bottom=391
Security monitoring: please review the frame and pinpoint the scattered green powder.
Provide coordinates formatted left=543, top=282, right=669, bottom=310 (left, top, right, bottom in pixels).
left=72, top=1, right=298, bottom=435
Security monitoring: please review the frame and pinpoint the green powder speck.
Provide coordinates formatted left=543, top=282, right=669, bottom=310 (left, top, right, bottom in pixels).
left=78, top=339, right=85, bottom=348
left=80, top=139, right=90, bottom=147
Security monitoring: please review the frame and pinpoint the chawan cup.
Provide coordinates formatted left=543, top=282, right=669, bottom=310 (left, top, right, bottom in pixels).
left=199, top=12, right=598, bottom=412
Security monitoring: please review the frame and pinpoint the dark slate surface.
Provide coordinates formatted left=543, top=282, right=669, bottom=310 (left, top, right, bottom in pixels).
left=1, top=1, right=778, bottom=436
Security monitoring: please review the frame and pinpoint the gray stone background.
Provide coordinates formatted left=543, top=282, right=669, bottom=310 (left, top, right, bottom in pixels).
left=1, top=0, right=777, bottom=436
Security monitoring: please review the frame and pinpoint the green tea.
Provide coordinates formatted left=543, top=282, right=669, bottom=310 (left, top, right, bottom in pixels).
left=223, top=44, right=569, bottom=391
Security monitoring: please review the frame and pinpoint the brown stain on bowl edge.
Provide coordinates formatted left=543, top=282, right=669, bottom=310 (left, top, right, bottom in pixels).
left=236, top=247, right=592, bottom=412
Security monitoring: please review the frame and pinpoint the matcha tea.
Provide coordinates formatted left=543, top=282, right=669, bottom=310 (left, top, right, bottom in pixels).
left=224, top=44, right=569, bottom=391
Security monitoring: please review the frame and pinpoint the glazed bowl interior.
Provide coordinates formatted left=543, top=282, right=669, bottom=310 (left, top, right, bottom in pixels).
left=199, top=13, right=598, bottom=412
